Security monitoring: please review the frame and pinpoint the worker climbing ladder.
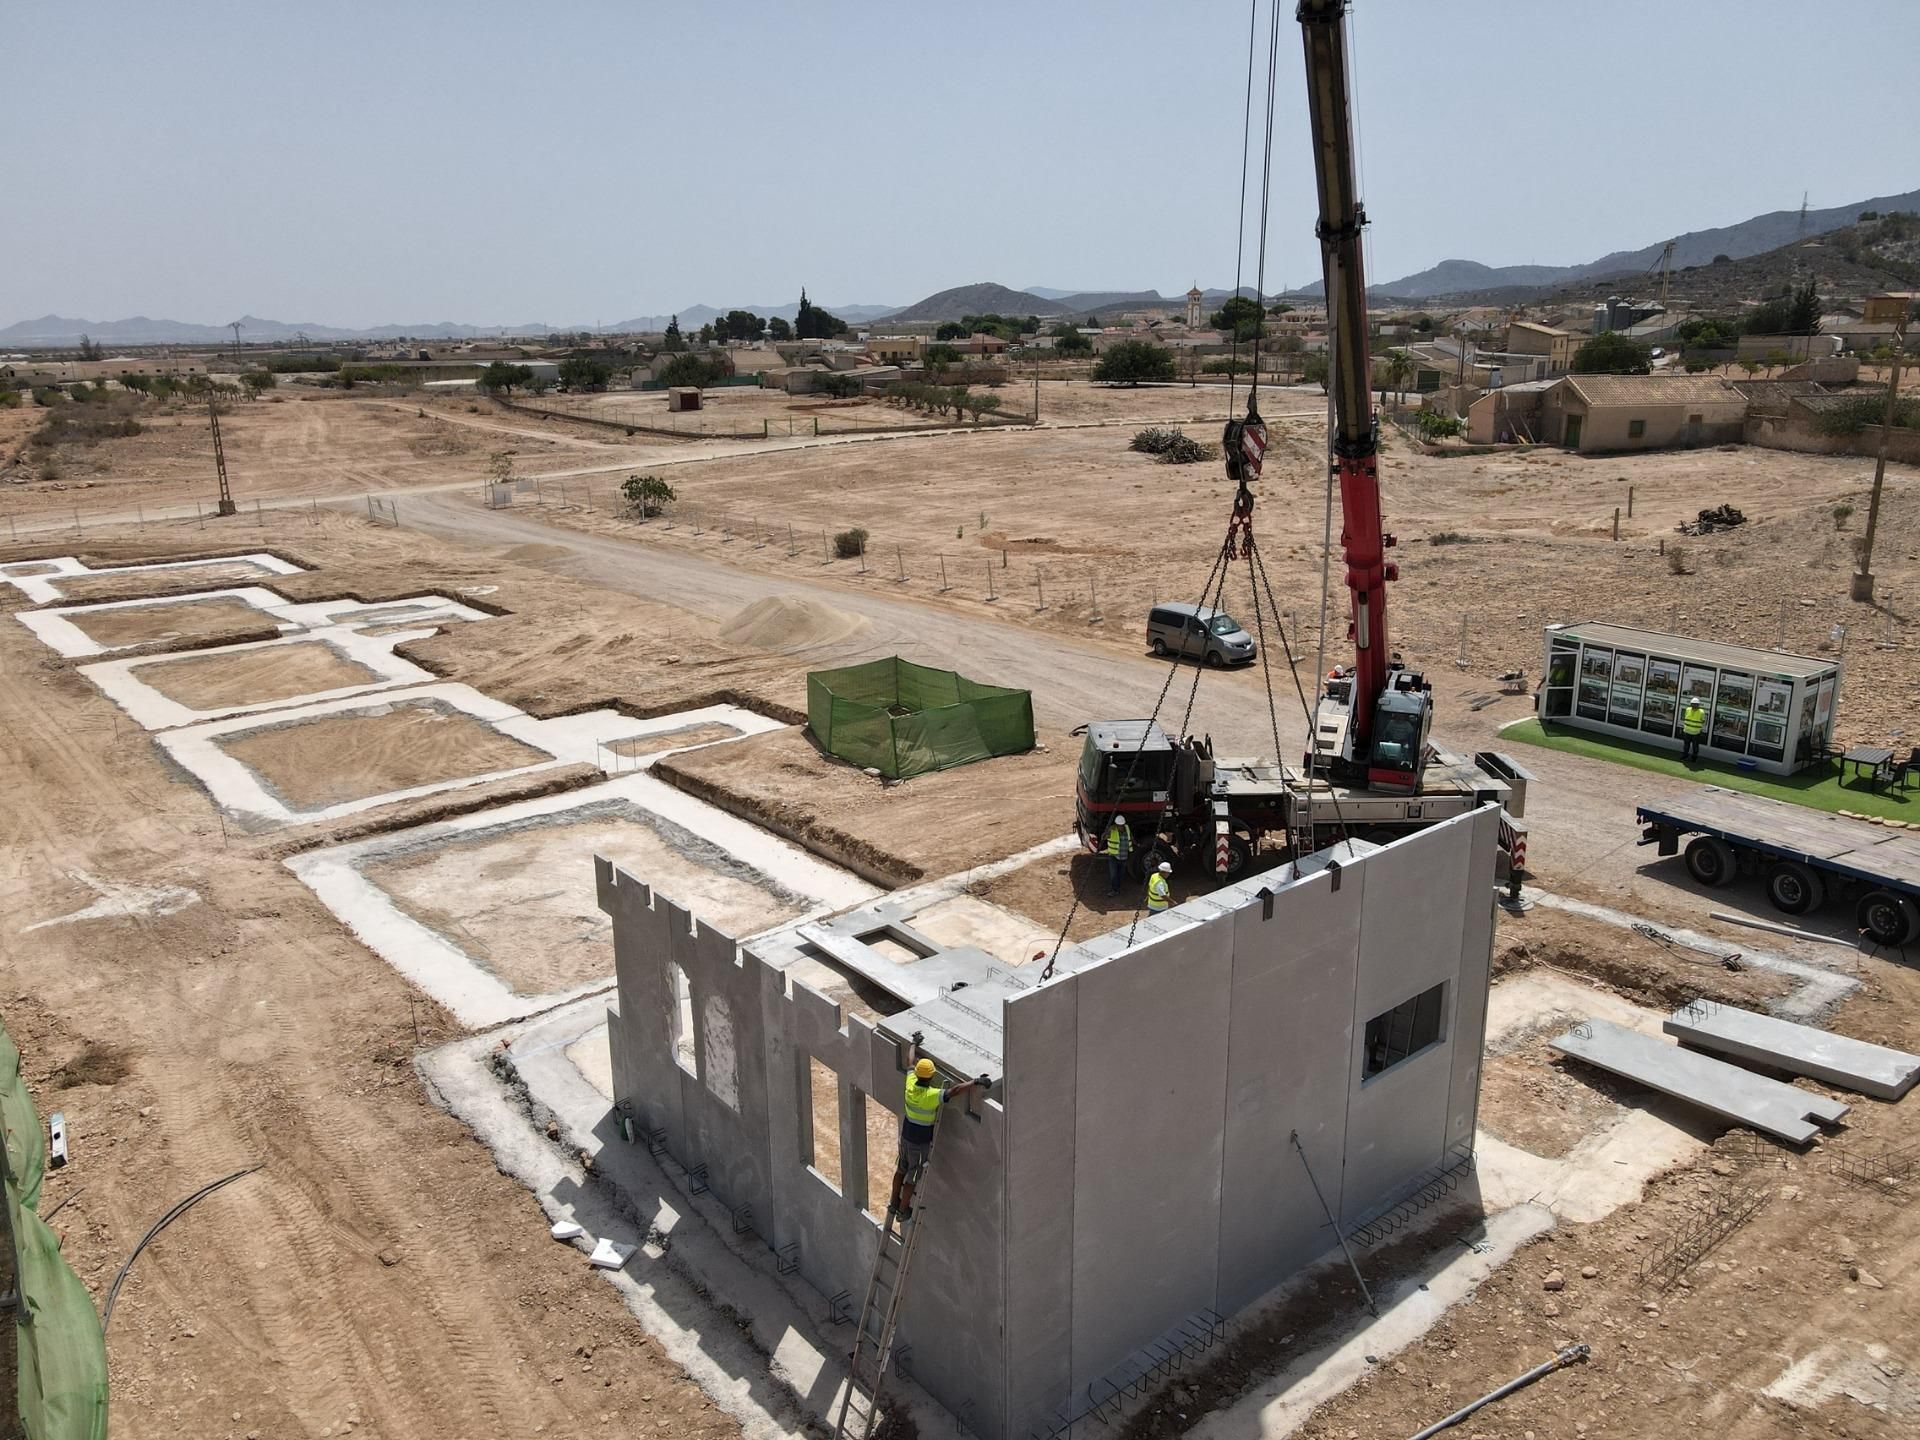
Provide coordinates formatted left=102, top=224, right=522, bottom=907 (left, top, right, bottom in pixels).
left=833, top=1150, right=937, bottom=1440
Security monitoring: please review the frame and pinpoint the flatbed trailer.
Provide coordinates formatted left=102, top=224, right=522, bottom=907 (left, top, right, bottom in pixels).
left=1636, top=785, right=1920, bottom=945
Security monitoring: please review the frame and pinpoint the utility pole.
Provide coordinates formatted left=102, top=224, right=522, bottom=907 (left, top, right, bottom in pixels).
left=1852, top=318, right=1908, bottom=604
left=209, top=391, right=238, bottom=517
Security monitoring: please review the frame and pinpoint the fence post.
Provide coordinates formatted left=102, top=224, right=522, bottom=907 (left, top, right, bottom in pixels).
left=939, top=554, right=949, bottom=592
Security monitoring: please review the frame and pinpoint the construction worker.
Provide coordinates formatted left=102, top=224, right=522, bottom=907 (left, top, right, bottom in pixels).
left=889, top=1032, right=989, bottom=1220
left=1102, top=815, right=1132, bottom=894
left=1146, top=859, right=1173, bottom=912
left=1680, top=696, right=1708, bottom=765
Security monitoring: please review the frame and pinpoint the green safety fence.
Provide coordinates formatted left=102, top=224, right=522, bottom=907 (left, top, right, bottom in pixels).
left=2, top=1023, right=108, bottom=1440
left=807, top=657, right=1035, bottom=780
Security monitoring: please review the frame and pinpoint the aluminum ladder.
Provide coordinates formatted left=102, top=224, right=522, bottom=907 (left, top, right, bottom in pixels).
left=832, top=1163, right=934, bottom=1440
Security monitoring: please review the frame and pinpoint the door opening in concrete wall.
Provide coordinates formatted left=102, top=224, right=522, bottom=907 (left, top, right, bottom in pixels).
left=667, top=961, right=696, bottom=1075
left=1363, top=982, right=1446, bottom=1080
left=858, top=1088, right=899, bottom=1221
left=806, top=1056, right=843, bottom=1193
left=702, top=993, right=739, bottom=1110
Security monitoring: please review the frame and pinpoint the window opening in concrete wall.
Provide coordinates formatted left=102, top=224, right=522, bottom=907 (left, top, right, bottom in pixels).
left=1363, top=982, right=1446, bottom=1080
left=702, top=993, right=739, bottom=1110
left=858, top=1088, right=899, bottom=1220
left=806, top=1056, right=843, bottom=1192
left=667, top=961, right=696, bottom=1076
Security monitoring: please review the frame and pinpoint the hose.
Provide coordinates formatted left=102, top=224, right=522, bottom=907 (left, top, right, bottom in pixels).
left=1405, top=1343, right=1589, bottom=1440
left=102, top=1164, right=262, bottom=1332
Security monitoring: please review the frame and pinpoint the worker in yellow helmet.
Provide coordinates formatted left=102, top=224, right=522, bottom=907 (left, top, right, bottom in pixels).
left=889, top=1031, right=990, bottom=1219
left=1680, top=696, right=1708, bottom=766
left=1146, top=859, right=1173, bottom=912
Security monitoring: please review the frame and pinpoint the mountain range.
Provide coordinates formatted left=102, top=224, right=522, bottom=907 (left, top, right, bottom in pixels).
left=8, top=185, right=1913, bottom=347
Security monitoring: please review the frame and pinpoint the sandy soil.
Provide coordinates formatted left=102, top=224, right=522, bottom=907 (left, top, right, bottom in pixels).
left=65, top=594, right=275, bottom=647
left=364, top=806, right=811, bottom=995
left=608, top=721, right=742, bottom=757
left=136, top=639, right=380, bottom=710
left=216, top=697, right=552, bottom=810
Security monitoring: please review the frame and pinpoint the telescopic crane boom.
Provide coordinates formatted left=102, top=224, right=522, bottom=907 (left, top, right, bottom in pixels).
left=1298, top=0, right=1432, bottom=793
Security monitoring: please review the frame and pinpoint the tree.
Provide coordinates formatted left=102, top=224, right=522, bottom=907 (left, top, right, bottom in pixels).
left=1091, top=340, right=1176, bottom=385
left=1208, top=295, right=1264, bottom=340
left=662, top=315, right=686, bottom=352
left=657, top=353, right=728, bottom=389
left=559, top=357, right=613, bottom=391
left=1571, top=331, right=1653, bottom=374
left=768, top=316, right=792, bottom=341
left=794, top=288, right=849, bottom=340
left=240, top=369, right=276, bottom=397
left=935, top=321, right=968, bottom=341
left=622, top=474, right=676, bottom=516
left=481, top=361, right=535, bottom=395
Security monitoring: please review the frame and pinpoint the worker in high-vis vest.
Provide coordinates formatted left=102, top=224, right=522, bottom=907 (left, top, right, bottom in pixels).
left=1146, top=860, right=1173, bottom=912
left=1102, top=816, right=1132, bottom=894
left=889, top=1031, right=990, bottom=1219
left=1680, top=697, right=1708, bottom=765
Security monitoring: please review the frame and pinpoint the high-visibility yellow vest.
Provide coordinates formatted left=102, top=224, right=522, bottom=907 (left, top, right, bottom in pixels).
left=1681, top=704, right=1706, bottom=736
left=1104, top=822, right=1129, bottom=857
left=904, top=1075, right=942, bottom=1127
left=1146, top=872, right=1171, bottom=911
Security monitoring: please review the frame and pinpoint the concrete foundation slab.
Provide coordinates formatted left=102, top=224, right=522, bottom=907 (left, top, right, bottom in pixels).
left=1550, top=1017, right=1851, bottom=1144
left=0, top=552, right=304, bottom=606
left=1664, top=1000, right=1920, bottom=1101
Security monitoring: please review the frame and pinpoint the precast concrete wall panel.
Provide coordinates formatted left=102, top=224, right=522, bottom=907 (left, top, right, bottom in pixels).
left=1068, top=915, right=1234, bottom=1392
left=1216, top=868, right=1363, bottom=1313
left=1443, top=810, right=1502, bottom=1155
left=1340, top=819, right=1472, bottom=1224
left=1002, top=973, right=1080, bottom=1433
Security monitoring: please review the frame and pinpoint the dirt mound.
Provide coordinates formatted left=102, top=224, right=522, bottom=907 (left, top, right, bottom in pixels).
left=716, top=595, right=867, bottom=653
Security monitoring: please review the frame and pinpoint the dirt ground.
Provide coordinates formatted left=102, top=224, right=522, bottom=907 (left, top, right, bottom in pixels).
left=65, top=593, right=276, bottom=647
left=4, top=388, right=1920, bottom=1440
left=136, top=639, right=380, bottom=710
left=217, top=696, right=553, bottom=811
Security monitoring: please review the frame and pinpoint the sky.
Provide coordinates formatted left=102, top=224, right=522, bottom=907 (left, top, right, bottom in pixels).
left=4, top=0, right=1916, bottom=329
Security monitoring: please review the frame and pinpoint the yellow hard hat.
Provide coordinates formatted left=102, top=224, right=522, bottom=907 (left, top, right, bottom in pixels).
left=915, top=1058, right=936, bottom=1080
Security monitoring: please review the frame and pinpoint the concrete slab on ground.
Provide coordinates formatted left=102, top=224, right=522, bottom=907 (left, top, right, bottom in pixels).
left=1664, top=1000, right=1920, bottom=1101
left=1550, top=1016, right=1851, bottom=1144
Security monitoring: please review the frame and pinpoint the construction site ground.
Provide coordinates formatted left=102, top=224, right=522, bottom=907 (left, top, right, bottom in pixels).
left=4, top=388, right=1918, bottom=1440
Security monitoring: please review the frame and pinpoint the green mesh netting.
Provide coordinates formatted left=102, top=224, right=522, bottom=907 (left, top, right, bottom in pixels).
left=3, top=1023, right=109, bottom=1440
left=808, top=658, right=1035, bottom=779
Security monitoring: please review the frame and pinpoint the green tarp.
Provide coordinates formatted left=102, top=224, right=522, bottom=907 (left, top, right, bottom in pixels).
left=807, top=657, right=1035, bottom=780
left=3, top=1023, right=109, bottom=1440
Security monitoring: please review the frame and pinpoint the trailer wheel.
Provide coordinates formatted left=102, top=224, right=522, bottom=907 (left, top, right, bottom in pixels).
left=1764, top=861, right=1825, bottom=916
left=1684, top=835, right=1738, bottom=888
left=1855, top=890, right=1920, bottom=947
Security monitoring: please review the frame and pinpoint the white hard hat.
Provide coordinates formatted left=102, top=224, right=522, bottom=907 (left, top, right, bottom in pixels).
left=1157, top=861, right=1173, bottom=874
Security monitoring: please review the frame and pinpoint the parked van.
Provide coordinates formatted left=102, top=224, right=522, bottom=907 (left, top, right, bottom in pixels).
left=1145, top=603, right=1257, bottom=666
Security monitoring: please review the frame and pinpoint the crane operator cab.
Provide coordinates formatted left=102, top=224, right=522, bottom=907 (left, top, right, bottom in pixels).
left=1312, top=660, right=1434, bottom=794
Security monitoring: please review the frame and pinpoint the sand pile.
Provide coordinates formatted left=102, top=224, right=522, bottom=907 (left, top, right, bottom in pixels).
left=717, top=595, right=868, bottom=652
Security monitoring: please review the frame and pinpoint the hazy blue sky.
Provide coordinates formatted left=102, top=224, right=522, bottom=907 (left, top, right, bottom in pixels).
left=5, top=0, right=1915, bottom=327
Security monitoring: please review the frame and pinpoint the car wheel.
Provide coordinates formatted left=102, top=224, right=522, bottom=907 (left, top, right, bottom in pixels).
left=1683, top=835, right=1737, bottom=887
left=1764, top=861, right=1825, bottom=915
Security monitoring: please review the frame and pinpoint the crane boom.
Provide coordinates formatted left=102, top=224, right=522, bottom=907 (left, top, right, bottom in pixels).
left=1298, top=0, right=1431, bottom=793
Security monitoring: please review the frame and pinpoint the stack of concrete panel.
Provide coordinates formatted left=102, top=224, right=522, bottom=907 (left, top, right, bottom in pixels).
left=1550, top=1018, right=1851, bottom=1144
left=1664, top=1002, right=1920, bottom=1101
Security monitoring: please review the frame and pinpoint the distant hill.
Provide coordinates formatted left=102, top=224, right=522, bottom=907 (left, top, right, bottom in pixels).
left=881, top=283, right=1070, bottom=324
left=1365, top=185, right=1920, bottom=299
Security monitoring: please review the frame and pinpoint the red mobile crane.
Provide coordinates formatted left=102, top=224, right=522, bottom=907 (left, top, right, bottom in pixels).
left=1071, top=1, right=1532, bottom=878
left=1298, top=0, right=1433, bottom=795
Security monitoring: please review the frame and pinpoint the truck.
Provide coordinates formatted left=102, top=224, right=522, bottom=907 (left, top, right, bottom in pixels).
left=1073, top=718, right=1531, bottom=879
left=1073, top=0, right=1532, bottom=880
left=1636, top=786, right=1920, bottom=946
